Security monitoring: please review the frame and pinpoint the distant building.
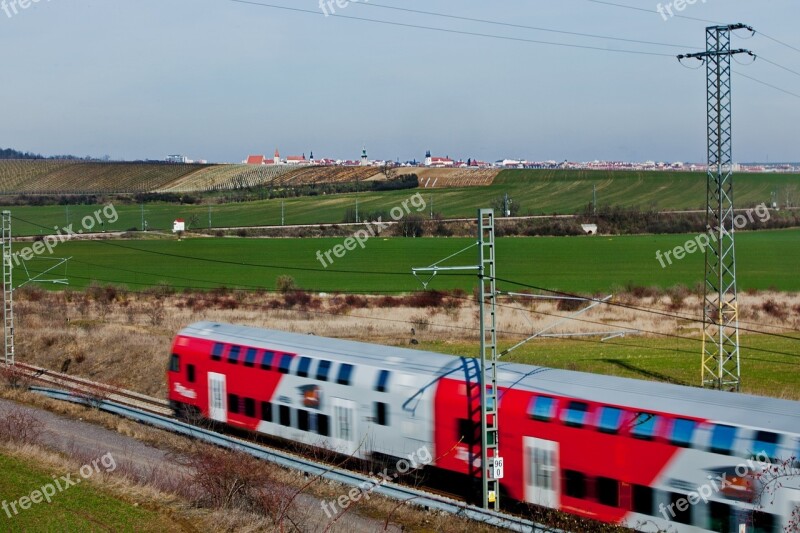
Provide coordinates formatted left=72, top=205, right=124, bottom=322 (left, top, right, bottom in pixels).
left=424, top=150, right=454, bottom=167
left=167, top=155, right=189, bottom=163
left=173, top=219, right=186, bottom=233
left=361, top=146, right=369, bottom=166
left=246, top=155, right=266, bottom=165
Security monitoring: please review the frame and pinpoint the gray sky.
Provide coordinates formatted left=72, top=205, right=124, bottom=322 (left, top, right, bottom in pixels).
left=1, top=0, right=798, bottom=163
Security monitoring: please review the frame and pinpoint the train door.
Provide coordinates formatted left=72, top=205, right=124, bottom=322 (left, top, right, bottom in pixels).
left=208, top=372, right=227, bottom=423
left=523, top=437, right=560, bottom=509
left=331, top=397, right=358, bottom=455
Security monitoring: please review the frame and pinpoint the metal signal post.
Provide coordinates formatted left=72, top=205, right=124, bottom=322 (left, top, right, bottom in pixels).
left=679, top=24, right=754, bottom=391
left=412, top=208, right=501, bottom=510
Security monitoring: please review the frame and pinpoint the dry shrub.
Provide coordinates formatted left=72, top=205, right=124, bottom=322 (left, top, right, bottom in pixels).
left=405, top=290, right=446, bottom=308
left=0, top=364, right=31, bottom=390
left=667, top=284, right=690, bottom=311
left=0, top=407, right=43, bottom=445
left=147, top=297, right=166, bottom=326
left=282, top=290, right=313, bottom=310
left=276, top=275, right=296, bottom=293
left=557, top=297, right=586, bottom=312
left=179, top=445, right=293, bottom=521
left=761, top=299, right=788, bottom=320
left=376, top=295, right=402, bottom=307
left=16, top=285, right=45, bottom=302
left=411, top=315, right=430, bottom=332
left=344, top=294, right=369, bottom=308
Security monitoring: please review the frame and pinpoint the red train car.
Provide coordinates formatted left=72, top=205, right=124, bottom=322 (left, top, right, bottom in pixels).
left=168, top=322, right=800, bottom=532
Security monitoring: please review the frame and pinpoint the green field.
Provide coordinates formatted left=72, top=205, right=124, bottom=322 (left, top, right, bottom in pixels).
left=14, top=229, right=800, bottom=293
left=5, top=170, right=799, bottom=237
left=0, top=453, right=177, bottom=532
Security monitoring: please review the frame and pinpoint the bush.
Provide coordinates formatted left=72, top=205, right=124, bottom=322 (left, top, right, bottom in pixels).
left=0, top=408, right=43, bottom=445
left=276, top=275, right=296, bottom=293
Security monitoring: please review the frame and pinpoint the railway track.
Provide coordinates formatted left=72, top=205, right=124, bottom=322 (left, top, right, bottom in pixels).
left=5, top=362, right=565, bottom=531
left=27, top=385, right=557, bottom=533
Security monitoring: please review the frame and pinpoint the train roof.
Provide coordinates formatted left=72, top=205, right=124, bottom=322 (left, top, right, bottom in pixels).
left=179, top=322, right=800, bottom=436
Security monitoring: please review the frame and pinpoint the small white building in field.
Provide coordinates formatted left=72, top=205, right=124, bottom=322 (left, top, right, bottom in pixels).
left=173, top=219, right=186, bottom=233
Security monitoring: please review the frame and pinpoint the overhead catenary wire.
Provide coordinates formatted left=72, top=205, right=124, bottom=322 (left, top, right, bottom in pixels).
left=227, top=0, right=675, bottom=57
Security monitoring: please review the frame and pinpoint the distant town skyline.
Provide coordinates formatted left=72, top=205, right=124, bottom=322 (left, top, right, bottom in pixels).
left=1, top=1, right=798, bottom=163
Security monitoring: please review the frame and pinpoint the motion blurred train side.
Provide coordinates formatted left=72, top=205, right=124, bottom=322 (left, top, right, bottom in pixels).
left=168, top=322, right=800, bottom=532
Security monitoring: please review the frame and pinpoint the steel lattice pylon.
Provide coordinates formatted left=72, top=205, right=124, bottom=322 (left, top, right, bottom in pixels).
left=477, top=209, right=500, bottom=510
left=681, top=25, right=753, bottom=391
left=2, top=211, right=14, bottom=366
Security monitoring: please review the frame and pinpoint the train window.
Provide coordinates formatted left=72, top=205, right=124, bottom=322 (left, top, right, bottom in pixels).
left=669, top=492, right=691, bottom=524
left=316, top=360, right=331, bottom=381
left=630, top=413, right=658, bottom=440
left=753, top=430, right=780, bottom=461
left=708, top=501, right=731, bottom=532
left=457, top=419, right=480, bottom=446
left=279, top=405, right=291, bottom=426
left=597, top=406, right=624, bottom=434
left=169, top=354, right=180, bottom=372
left=710, top=424, right=737, bottom=455
left=244, top=348, right=258, bottom=367
left=260, top=401, right=273, bottom=422
left=527, top=396, right=557, bottom=422
left=228, top=394, right=240, bottom=414
left=244, top=397, right=256, bottom=418
left=337, top=364, right=354, bottom=386
left=375, top=402, right=389, bottom=426
left=561, top=401, right=590, bottom=428
left=317, top=414, right=330, bottom=436
left=297, top=410, right=310, bottom=431
left=564, top=470, right=587, bottom=499
left=670, top=418, right=696, bottom=448
left=278, top=354, right=293, bottom=374
left=211, top=343, right=224, bottom=361
left=261, top=351, right=275, bottom=370
left=297, top=357, right=312, bottom=378
left=375, top=370, right=391, bottom=392
left=187, top=364, right=195, bottom=383
left=631, top=484, right=653, bottom=515
left=596, top=477, right=619, bottom=507
left=228, top=345, right=241, bottom=364
left=753, top=511, right=777, bottom=533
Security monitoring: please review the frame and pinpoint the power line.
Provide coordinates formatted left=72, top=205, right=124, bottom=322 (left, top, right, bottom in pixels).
left=492, top=277, right=800, bottom=347
left=735, top=71, right=800, bottom=99
left=356, top=2, right=696, bottom=50
left=755, top=56, right=800, bottom=79
left=579, top=0, right=719, bottom=24
left=227, top=0, right=675, bottom=57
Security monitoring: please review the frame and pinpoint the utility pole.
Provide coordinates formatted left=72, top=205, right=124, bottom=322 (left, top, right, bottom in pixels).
left=355, top=197, right=359, bottom=223
left=141, top=204, right=146, bottom=232
left=593, top=184, right=597, bottom=216
left=679, top=24, right=754, bottom=392
left=2, top=211, right=14, bottom=365
left=412, top=209, right=501, bottom=510
left=208, top=206, right=212, bottom=230
left=281, top=200, right=285, bottom=226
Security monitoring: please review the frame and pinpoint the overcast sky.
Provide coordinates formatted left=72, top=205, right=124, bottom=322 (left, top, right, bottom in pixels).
left=1, top=0, right=798, bottom=163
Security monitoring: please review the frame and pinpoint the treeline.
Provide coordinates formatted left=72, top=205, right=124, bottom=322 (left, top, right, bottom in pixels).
left=219, top=174, right=419, bottom=203
left=0, top=147, right=97, bottom=160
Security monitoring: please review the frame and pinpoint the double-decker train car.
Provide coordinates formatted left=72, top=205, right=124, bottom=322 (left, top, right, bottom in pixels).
left=168, top=321, right=800, bottom=532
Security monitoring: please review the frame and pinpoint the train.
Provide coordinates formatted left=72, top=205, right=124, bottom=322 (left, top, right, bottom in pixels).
left=167, top=321, right=800, bottom=532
